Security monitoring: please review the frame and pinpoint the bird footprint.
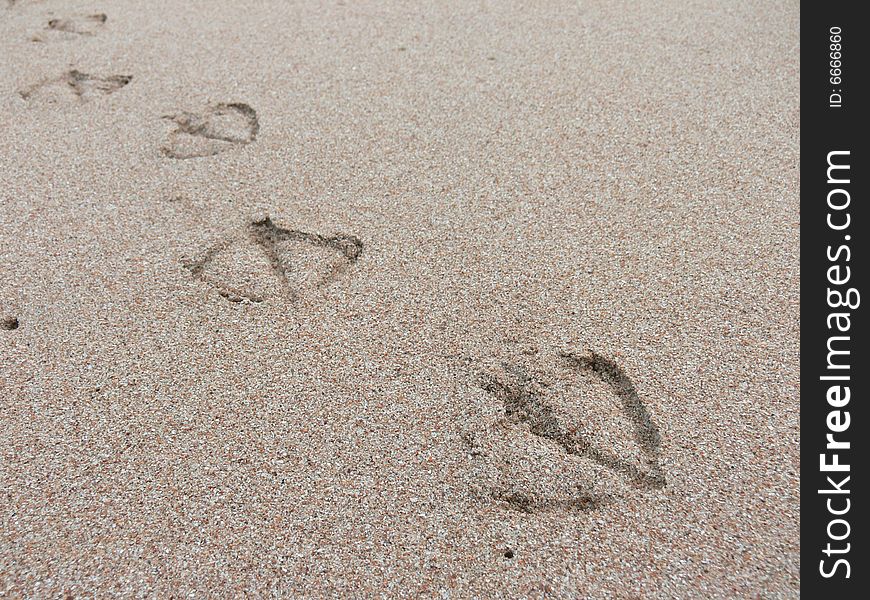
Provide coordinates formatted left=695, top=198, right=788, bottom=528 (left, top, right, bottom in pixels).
left=31, top=13, right=107, bottom=41
left=162, top=103, right=259, bottom=159
left=182, top=215, right=363, bottom=304
left=19, top=70, right=131, bottom=105
left=464, top=349, right=666, bottom=513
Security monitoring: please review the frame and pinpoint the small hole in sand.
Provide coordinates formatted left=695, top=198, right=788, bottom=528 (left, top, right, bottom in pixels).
left=2, top=316, right=20, bottom=330
left=503, top=549, right=514, bottom=559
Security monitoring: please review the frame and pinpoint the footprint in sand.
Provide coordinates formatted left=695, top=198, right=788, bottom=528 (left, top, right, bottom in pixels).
left=161, top=103, right=259, bottom=159
left=19, top=70, right=131, bottom=105
left=462, top=349, right=666, bottom=513
left=182, top=215, right=363, bottom=304
left=31, top=13, right=107, bottom=41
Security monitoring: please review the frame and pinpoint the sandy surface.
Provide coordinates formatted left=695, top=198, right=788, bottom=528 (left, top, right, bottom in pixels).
left=0, top=0, right=799, bottom=597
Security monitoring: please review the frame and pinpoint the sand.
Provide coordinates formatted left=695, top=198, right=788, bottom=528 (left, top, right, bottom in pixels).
left=0, top=0, right=799, bottom=597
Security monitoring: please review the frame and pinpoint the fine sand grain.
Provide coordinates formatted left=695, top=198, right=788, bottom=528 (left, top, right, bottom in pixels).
left=1, top=0, right=799, bottom=597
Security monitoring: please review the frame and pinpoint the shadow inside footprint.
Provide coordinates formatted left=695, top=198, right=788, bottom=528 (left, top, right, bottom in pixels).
left=162, top=103, right=259, bottom=159
left=19, top=70, right=131, bottom=104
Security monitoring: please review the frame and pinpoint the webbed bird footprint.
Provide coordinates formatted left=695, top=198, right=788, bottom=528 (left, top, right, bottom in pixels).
left=19, top=70, right=131, bottom=105
left=162, top=103, right=259, bottom=159
left=464, top=350, right=666, bottom=512
left=182, top=215, right=363, bottom=304
left=32, top=13, right=107, bottom=41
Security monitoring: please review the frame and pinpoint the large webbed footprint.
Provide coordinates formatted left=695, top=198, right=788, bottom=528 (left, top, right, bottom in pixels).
left=464, top=350, right=666, bottom=513
left=162, top=103, right=259, bottom=159
left=19, top=70, right=131, bottom=105
left=182, top=215, right=362, bottom=304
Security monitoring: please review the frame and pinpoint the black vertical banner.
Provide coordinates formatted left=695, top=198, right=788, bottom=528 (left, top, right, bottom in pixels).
left=802, top=2, right=868, bottom=597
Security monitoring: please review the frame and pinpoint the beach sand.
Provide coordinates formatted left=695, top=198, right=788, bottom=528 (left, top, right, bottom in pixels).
left=1, top=0, right=799, bottom=597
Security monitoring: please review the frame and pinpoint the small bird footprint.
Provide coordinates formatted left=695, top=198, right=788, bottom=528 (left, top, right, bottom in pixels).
left=161, top=103, right=259, bottom=159
left=19, top=70, right=131, bottom=105
left=31, top=13, right=107, bottom=41
left=182, top=215, right=363, bottom=304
